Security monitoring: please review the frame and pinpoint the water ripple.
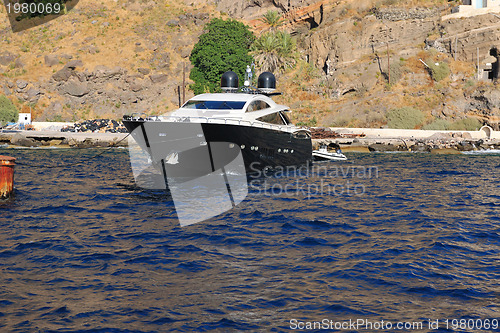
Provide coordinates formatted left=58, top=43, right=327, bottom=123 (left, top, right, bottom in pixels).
left=0, top=149, right=499, bottom=331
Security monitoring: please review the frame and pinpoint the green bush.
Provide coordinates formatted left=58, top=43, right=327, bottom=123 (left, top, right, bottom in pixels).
left=0, top=95, right=18, bottom=126
left=450, top=117, right=482, bottom=131
left=422, top=117, right=483, bottom=131
left=422, top=118, right=452, bottom=130
left=385, top=60, right=404, bottom=84
left=189, top=18, right=255, bottom=94
left=386, top=107, right=424, bottom=129
left=427, top=61, right=450, bottom=82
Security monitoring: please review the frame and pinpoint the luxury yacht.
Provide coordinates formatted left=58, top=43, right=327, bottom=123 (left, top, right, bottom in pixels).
left=123, top=71, right=312, bottom=179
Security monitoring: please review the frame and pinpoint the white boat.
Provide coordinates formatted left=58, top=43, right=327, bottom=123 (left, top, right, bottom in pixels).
left=312, top=145, right=347, bottom=161
left=123, top=71, right=313, bottom=178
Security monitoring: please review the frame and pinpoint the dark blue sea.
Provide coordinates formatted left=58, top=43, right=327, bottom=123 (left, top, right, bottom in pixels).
left=0, top=148, right=499, bottom=332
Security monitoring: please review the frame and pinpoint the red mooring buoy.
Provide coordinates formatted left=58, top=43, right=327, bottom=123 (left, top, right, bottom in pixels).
left=0, top=155, right=15, bottom=199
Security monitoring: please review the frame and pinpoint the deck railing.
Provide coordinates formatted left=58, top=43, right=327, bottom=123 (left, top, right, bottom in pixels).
left=125, top=114, right=306, bottom=134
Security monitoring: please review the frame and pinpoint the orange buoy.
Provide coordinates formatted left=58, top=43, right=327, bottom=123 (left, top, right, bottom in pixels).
left=0, top=155, right=16, bottom=199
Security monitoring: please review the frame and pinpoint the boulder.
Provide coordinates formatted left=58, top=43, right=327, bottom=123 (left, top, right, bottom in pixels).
left=27, top=88, right=41, bottom=101
left=16, top=80, right=28, bottom=90
left=10, top=134, right=41, bottom=147
left=129, top=82, right=143, bottom=92
left=62, top=79, right=89, bottom=97
left=59, top=54, right=73, bottom=60
left=150, top=74, right=168, bottom=84
left=52, top=67, right=73, bottom=81
left=65, top=59, right=84, bottom=69
left=167, top=20, right=180, bottom=27
left=93, top=65, right=125, bottom=79
left=368, top=143, right=401, bottom=152
left=456, top=141, right=475, bottom=151
left=44, top=54, right=60, bottom=67
left=48, top=139, right=64, bottom=146
left=0, top=52, right=17, bottom=66
left=14, top=58, right=24, bottom=69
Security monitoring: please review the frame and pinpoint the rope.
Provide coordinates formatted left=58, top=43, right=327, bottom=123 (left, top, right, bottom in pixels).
left=15, top=133, right=131, bottom=169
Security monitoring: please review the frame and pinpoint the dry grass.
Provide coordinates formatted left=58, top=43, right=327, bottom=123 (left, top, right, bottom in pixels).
left=0, top=0, right=219, bottom=118
left=449, top=59, right=476, bottom=77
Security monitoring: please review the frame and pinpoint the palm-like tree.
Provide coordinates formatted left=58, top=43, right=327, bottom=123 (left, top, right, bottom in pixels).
left=260, top=10, right=285, bottom=31
left=251, top=31, right=297, bottom=73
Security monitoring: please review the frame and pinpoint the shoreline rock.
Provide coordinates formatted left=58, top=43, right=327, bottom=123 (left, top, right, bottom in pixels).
left=1, top=127, right=500, bottom=152
left=0, top=130, right=128, bottom=148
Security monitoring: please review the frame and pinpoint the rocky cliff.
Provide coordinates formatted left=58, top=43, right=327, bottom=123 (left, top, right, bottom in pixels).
left=0, top=0, right=208, bottom=121
left=1, top=0, right=500, bottom=129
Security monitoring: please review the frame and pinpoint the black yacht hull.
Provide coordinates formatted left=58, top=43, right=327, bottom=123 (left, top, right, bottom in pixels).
left=123, top=120, right=312, bottom=176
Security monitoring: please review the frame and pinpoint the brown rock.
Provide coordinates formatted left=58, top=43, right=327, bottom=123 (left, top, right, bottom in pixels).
left=44, top=54, right=59, bottom=67
left=0, top=52, right=18, bottom=66
left=150, top=74, right=168, bottom=84
left=52, top=67, right=73, bottom=82
left=62, top=79, right=89, bottom=97
left=10, top=134, right=41, bottom=147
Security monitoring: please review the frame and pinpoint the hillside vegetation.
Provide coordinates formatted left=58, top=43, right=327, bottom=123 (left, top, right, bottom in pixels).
left=0, top=0, right=498, bottom=130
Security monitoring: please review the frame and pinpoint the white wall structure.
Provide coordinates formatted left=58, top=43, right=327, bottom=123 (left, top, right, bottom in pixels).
left=461, top=0, right=500, bottom=9
left=445, top=0, right=500, bottom=19
left=18, top=113, right=31, bottom=125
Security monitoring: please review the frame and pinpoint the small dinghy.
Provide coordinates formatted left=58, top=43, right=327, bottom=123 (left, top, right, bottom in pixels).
left=312, top=144, right=347, bottom=161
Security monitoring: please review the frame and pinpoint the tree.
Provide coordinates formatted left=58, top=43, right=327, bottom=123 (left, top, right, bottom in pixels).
left=189, top=18, right=255, bottom=94
left=0, top=96, right=18, bottom=127
left=260, top=10, right=284, bottom=31
left=251, top=30, right=297, bottom=73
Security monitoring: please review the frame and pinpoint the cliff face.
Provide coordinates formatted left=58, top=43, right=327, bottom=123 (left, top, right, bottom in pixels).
left=195, top=0, right=321, bottom=21
left=303, top=8, right=440, bottom=72
left=437, top=14, right=500, bottom=69
left=242, top=0, right=500, bottom=128
left=0, top=0, right=208, bottom=121
left=1, top=0, right=500, bottom=128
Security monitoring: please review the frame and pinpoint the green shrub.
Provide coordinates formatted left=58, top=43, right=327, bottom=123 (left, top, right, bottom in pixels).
left=422, top=118, right=452, bottom=130
left=427, top=61, right=450, bottom=82
left=0, top=95, right=18, bottom=126
left=386, top=107, right=424, bottom=129
left=189, top=18, right=255, bottom=94
left=450, top=117, right=482, bottom=131
left=385, top=60, right=404, bottom=84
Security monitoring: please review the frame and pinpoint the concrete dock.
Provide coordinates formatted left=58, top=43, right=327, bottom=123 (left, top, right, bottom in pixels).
left=1, top=126, right=499, bottom=153
left=0, top=130, right=128, bottom=148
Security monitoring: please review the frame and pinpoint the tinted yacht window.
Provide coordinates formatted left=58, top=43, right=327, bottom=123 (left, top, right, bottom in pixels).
left=247, top=100, right=270, bottom=112
left=257, top=112, right=286, bottom=125
left=183, top=100, right=246, bottom=110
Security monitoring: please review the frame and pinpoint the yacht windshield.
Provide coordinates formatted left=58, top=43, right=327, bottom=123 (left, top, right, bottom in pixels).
left=183, top=100, right=246, bottom=110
